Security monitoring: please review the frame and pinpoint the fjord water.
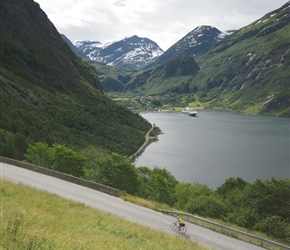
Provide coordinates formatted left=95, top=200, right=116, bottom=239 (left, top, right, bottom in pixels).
left=134, top=110, right=290, bottom=189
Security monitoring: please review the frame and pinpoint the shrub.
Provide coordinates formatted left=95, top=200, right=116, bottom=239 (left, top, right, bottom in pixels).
left=254, top=215, right=290, bottom=239
left=187, top=195, right=228, bottom=219
left=88, top=153, right=140, bottom=194
left=225, top=207, right=258, bottom=228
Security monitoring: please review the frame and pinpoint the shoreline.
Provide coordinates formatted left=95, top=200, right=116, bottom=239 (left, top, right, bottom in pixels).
left=129, top=124, right=156, bottom=160
left=139, top=108, right=288, bottom=117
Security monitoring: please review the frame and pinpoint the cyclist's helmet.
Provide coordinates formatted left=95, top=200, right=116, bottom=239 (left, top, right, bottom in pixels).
left=177, top=216, right=179, bottom=219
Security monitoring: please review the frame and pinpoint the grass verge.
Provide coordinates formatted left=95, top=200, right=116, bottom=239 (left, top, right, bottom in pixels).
left=0, top=179, right=209, bottom=250
left=123, top=195, right=290, bottom=250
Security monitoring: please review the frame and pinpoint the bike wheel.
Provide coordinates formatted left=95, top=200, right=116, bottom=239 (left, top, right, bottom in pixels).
left=171, top=223, right=177, bottom=231
left=181, top=226, right=187, bottom=233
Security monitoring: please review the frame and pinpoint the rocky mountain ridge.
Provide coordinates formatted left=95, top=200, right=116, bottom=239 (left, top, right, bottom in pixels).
left=70, top=26, right=233, bottom=70
left=96, top=1, right=290, bottom=116
left=144, top=26, right=235, bottom=69
left=73, top=35, right=163, bottom=70
left=0, top=0, right=151, bottom=159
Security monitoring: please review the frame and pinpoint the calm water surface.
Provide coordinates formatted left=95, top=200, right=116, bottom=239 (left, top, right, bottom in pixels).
left=134, top=110, right=290, bottom=189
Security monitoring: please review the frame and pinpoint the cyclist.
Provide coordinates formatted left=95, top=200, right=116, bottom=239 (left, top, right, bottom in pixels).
left=176, top=216, right=185, bottom=231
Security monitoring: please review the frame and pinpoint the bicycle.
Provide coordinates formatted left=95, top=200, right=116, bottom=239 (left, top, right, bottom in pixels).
left=171, top=221, right=187, bottom=233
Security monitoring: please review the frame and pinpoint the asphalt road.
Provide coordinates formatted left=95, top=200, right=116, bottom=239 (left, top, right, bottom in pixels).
left=1, top=162, right=266, bottom=250
left=129, top=123, right=154, bottom=159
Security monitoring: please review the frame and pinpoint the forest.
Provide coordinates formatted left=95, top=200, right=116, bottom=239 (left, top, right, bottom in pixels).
left=24, top=142, right=290, bottom=243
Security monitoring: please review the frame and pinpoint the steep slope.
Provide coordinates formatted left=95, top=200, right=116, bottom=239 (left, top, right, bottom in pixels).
left=144, top=26, right=235, bottom=69
left=126, top=56, right=200, bottom=95
left=120, top=2, right=289, bottom=116
left=61, top=34, right=89, bottom=59
left=1, top=1, right=102, bottom=91
left=91, top=26, right=234, bottom=94
left=90, top=61, right=135, bottom=92
left=74, top=35, right=163, bottom=70
left=0, top=0, right=151, bottom=160
left=193, top=2, right=290, bottom=116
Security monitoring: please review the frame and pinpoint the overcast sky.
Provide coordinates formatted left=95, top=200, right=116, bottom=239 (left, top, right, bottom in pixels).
left=35, top=0, right=287, bottom=50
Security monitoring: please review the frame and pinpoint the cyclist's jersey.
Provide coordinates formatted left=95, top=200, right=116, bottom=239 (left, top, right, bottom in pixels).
left=178, top=218, right=184, bottom=224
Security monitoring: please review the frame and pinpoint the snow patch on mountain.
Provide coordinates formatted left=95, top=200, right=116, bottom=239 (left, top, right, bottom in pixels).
left=176, top=25, right=234, bottom=49
left=73, top=36, right=163, bottom=70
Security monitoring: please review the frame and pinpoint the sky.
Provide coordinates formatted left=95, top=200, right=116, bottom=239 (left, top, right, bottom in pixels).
left=35, top=0, right=288, bottom=51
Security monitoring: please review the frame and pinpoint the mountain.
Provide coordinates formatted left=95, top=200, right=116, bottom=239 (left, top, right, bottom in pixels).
left=0, top=0, right=151, bottom=160
left=61, top=34, right=89, bottom=59
left=83, top=26, right=234, bottom=93
left=73, top=35, right=163, bottom=70
left=126, top=56, right=200, bottom=95
left=107, top=2, right=290, bottom=116
left=70, top=26, right=232, bottom=71
left=90, top=61, right=135, bottom=92
left=192, top=1, right=290, bottom=116
left=144, top=26, right=235, bottom=69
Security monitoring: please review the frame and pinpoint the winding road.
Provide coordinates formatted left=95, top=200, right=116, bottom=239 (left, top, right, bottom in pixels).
left=1, top=162, right=267, bottom=250
left=129, top=123, right=154, bottom=159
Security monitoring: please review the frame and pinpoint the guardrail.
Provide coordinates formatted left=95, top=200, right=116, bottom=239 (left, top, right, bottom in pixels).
left=162, top=210, right=290, bottom=250
left=0, top=156, right=126, bottom=197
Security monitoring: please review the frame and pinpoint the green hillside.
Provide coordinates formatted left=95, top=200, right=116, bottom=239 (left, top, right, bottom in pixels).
left=126, top=56, right=200, bottom=95
left=192, top=2, right=290, bottom=116
left=0, top=0, right=151, bottom=160
left=1, top=179, right=205, bottom=250
left=97, top=2, right=289, bottom=116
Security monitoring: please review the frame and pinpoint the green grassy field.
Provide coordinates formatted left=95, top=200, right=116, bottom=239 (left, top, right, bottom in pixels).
left=0, top=179, right=210, bottom=250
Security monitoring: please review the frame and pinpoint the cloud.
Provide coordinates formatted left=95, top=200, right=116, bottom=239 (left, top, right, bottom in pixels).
left=36, top=0, right=287, bottom=50
left=113, top=0, right=126, bottom=7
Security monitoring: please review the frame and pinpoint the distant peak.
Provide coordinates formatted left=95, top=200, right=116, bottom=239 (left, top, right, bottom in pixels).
left=195, top=25, right=218, bottom=31
left=73, top=40, right=101, bottom=46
